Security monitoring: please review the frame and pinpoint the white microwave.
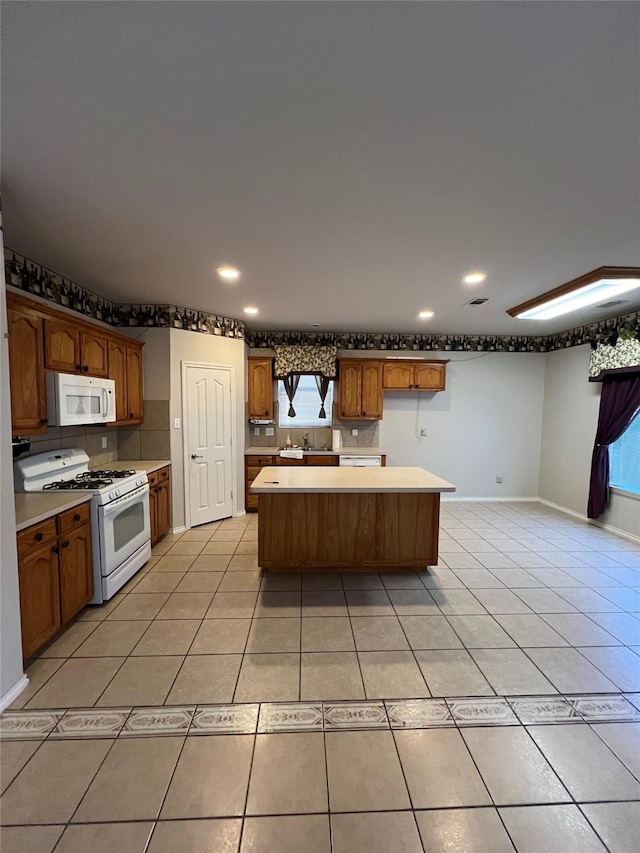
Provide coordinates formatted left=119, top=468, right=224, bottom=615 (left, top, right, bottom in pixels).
left=46, top=372, right=116, bottom=426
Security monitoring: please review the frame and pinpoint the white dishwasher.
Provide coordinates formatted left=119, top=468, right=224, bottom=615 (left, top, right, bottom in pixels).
left=339, top=455, right=383, bottom=467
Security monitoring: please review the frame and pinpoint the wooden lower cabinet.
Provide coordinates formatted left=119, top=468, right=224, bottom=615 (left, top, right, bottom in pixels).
left=17, top=502, right=93, bottom=660
left=149, top=466, right=172, bottom=544
left=18, top=545, right=61, bottom=661
left=59, top=523, right=93, bottom=623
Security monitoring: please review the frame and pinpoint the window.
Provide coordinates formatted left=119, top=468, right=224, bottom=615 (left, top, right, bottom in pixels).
left=278, top=375, right=334, bottom=428
left=609, top=408, right=640, bottom=496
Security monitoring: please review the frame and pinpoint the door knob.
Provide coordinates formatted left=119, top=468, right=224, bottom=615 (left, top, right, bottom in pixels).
left=191, top=454, right=203, bottom=459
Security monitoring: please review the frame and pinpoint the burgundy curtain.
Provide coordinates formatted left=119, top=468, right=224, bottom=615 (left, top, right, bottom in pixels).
left=587, top=375, right=640, bottom=518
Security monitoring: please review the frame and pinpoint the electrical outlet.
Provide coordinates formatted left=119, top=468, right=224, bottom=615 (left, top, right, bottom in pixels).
left=254, top=426, right=260, bottom=435
left=101, top=436, right=108, bottom=449
left=351, top=428, right=358, bottom=437
left=266, top=427, right=274, bottom=436
left=496, top=475, right=503, bottom=484
left=174, top=418, right=181, bottom=429
left=420, top=428, right=427, bottom=437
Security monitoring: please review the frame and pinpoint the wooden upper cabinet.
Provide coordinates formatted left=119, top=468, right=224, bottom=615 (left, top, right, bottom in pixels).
left=44, top=318, right=81, bottom=372
left=108, top=340, right=128, bottom=422
left=339, top=361, right=363, bottom=419
left=338, top=360, right=383, bottom=420
left=383, top=362, right=414, bottom=390
left=7, top=303, right=47, bottom=435
left=414, top=363, right=446, bottom=390
left=126, top=345, right=144, bottom=421
left=247, top=358, right=274, bottom=420
left=361, top=361, right=383, bottom=419
left=44, top=319, right=110, bottom=376
left=80, top=330, right=109, bottom=377
left=383, top=360, right=448, bottom=391
left=7, top=293, right=145, bottom=434
left=108, top=339, right=144, bottom=424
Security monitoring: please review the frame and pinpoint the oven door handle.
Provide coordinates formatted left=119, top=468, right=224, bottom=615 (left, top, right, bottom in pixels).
left=100, top=483, right=150, bottom=518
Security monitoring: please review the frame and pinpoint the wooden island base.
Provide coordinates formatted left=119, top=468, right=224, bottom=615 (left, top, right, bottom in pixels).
left=258, top=491, right=440, bottom=572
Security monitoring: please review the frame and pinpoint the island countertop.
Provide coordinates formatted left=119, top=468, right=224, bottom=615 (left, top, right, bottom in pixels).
left=251, top=466, right=455, bottom=494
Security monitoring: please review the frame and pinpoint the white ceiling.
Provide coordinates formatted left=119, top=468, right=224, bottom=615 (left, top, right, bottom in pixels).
left=2, top=2, right=639, bottom=335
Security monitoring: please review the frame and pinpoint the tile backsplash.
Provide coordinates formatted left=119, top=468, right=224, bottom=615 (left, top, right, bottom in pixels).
left=18, top=400, right=172, bottom=466
left=247, top=401, right=379, bottom=448
left=118, top=400, right=171, bottom=460
left=22, top=425, right=119, bottom=468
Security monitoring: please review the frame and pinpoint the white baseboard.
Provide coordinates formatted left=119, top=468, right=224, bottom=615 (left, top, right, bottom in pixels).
left=536, top=498, right=640, bottom=545
left=0, top=674, right=29, bottom=712
left=170, top=526, right=187, bottom=535
left=441, top=496, right=539, bottom=503
left=234, top=510, right=247, bottom=518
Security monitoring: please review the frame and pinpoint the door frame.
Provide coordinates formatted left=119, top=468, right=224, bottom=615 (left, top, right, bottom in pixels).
left=181, top=361, right=237, bottom=530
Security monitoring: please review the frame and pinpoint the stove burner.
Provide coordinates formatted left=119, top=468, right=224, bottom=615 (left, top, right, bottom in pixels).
left=43, top=478, right=113, bottom=491
left=78, top=470, right=135, bottom=480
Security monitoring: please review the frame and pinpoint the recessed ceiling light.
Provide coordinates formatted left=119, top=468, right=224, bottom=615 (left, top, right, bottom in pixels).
left=508, top=266, right=640, bottom=321
left=243, top=305, right=259, bottom=315
left=217, top=266, right=240, bottom=281
left=463, top=272, right=486, bottom=284
left=418, top=310, right=434, bottom=319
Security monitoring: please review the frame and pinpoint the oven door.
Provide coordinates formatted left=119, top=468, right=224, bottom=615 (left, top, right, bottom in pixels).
left=98, top=483, right=151, bottom=576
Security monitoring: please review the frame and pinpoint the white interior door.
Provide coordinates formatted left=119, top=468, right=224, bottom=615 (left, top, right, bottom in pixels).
left=185, top=364, right=233, bottom=526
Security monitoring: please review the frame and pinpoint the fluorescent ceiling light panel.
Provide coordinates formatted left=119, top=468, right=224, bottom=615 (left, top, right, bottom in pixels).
left=507, top=267, right=640, bottom=321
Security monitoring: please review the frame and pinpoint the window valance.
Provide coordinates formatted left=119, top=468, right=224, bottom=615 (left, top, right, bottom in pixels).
left=589, top=338, right=640, bottom=381
left=274, top=345, right=338, bottom=378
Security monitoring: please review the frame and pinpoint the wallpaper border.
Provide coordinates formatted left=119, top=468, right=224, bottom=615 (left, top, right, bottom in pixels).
left=6, top=249, right=640, bottom=354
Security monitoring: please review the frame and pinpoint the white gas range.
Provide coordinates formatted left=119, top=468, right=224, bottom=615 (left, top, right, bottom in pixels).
left=15, top=449, right=151, bottom=604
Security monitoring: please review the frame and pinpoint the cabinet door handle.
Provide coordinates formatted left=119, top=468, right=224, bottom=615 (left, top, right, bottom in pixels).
left=51, top=545, right=59, bottom=554
left=74, top=513, right=81, bottom=522
left=76, top=364, right=82, bottom=371
left=129, top=413, right=134, bottom=418
left=35, top=532, right=43, bottom=542
left=363, top=411, right=367, bottom=416
left=83, top=365, right=89, bottom=372
left=62, top=540, right=70, bottom=548
left=39, top=418, right=48, bottom=425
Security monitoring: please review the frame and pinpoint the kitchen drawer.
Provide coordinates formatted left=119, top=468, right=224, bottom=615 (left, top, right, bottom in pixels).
left=57, top=502, right=90, bottom=535
left=17, top=519, right=57, bottom=558
left=158, top=466, right=170, bottom=481
left=247, top=455, right=275, bottom=466
left=148, top=472, right=158, bottom=487
left=275, top=456, right=305, bottom=465
left=306, top=455, right=339, bottom=466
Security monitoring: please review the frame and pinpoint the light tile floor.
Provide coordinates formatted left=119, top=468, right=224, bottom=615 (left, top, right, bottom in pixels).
left=2, top=501, right=639, bottom=851
left=11, top=501, right=640, bottom=708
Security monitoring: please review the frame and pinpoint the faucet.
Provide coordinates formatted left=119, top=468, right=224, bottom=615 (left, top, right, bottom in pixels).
left=303, top=433, right=311, bottom=449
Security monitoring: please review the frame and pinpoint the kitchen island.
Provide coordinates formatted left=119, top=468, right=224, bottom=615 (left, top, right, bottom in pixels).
left=251, top=466, right=455, bottom=572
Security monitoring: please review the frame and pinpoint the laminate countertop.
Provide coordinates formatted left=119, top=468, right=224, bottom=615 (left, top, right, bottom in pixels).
left=245, top=447, right=386, bottom=456
left=89, top=460, right=170, bottom=475
left=15, top=493, right=93, bottom=533
left=251, top=466, right=456, bottom=494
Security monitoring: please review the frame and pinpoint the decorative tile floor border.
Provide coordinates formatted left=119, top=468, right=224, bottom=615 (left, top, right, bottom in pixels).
left=2, top=694, right=640, bottom=740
